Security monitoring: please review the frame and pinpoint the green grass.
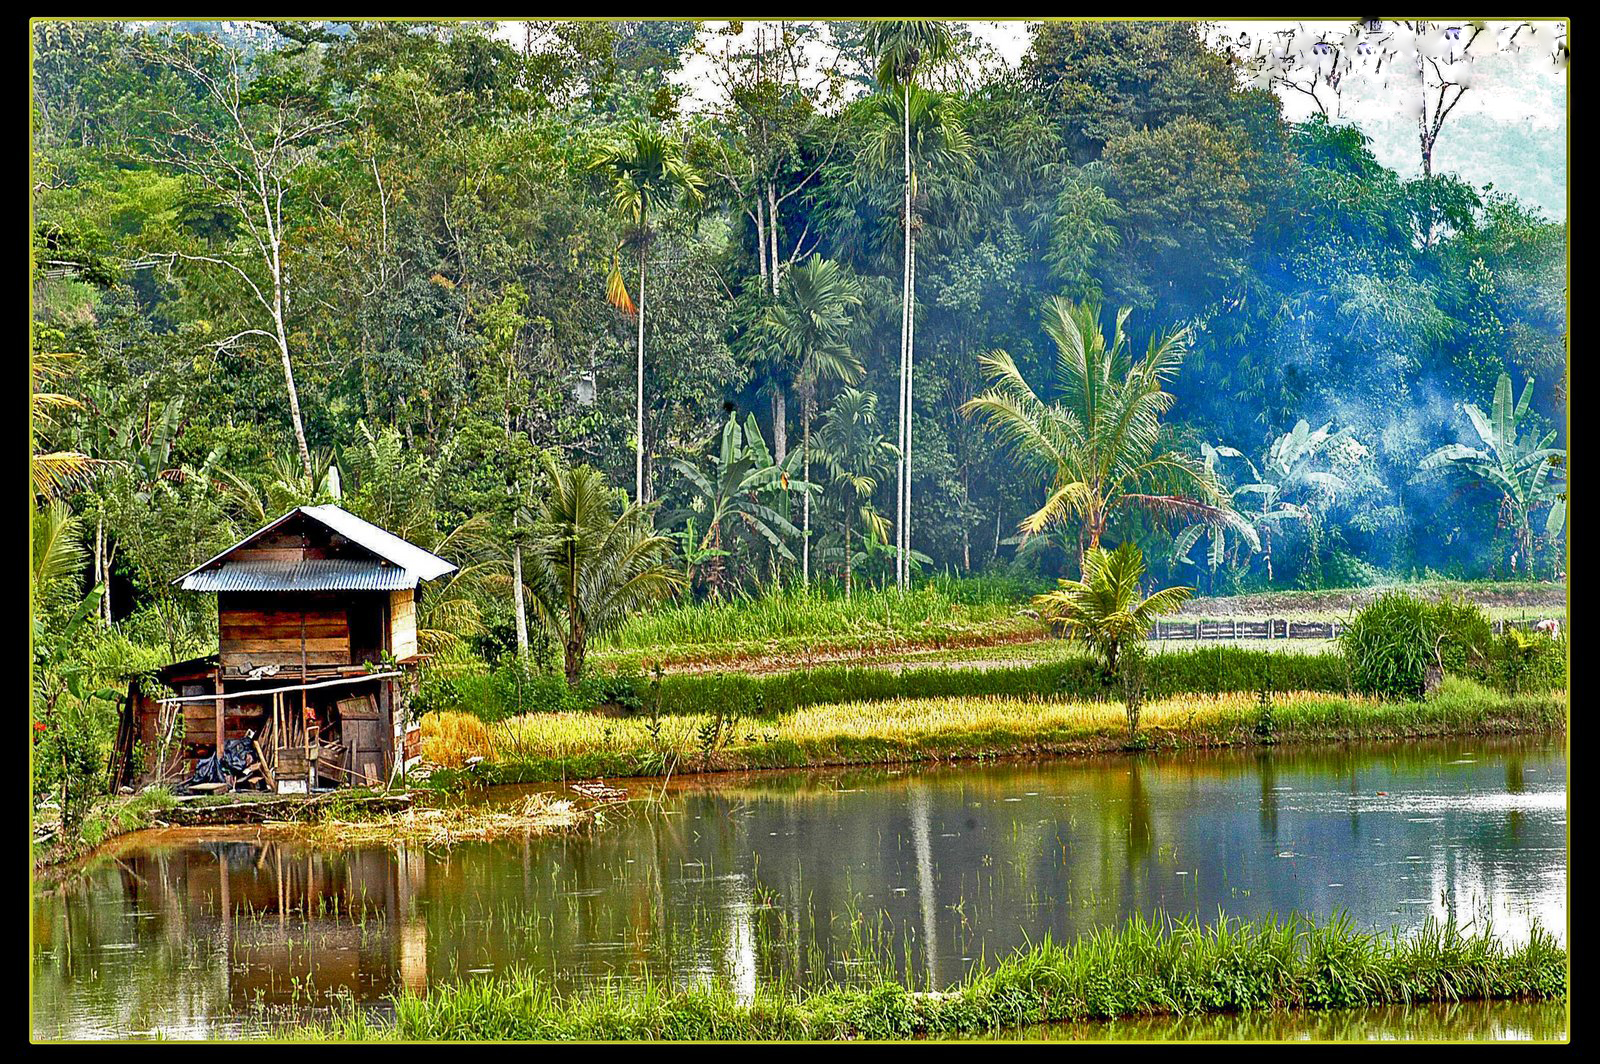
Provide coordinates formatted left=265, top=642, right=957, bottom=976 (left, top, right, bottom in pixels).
left=644, top=645, right=1355, bottom=720
left=421, top=677, right=1565, bottom=786
left=285, top=911, right=1566, bottom=1041
left=595, top=577, right=1047, bottom=668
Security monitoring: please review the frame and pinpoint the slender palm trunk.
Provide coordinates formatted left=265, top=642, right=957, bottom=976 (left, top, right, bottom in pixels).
left=843, top=505, right=853, bottom=598
left=896, top=83, right=912, bottom=591
left=772, top=389, right=787, bottom=465
left=565, top=543, right=584, bottom=686
left=802, top=396, right=812, bottom=585
left=94, top=515, right=110, bottom=624
left=512, top=525, right=529, bottom=659
left=905, top=235, right=916, bottom=586
left=636, top=243, right=648, bottom=505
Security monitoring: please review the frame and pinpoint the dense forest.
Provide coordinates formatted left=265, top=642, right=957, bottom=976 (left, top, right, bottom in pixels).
left=31, top=20, right=1567, bottom=677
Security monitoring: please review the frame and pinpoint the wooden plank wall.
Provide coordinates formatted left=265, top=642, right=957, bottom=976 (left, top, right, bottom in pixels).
left=219, top=593, right=351, bottom=668
left=389, top=589, right=417, bottom=660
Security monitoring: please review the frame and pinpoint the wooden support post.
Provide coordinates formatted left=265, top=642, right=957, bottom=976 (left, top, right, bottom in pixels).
left=214, top=667, right=225, bottom=762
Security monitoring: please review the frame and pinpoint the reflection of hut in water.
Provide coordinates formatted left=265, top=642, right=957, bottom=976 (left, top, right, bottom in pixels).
left=113, top=840, right=429, bottom=1010
left=112, top=505, right=455, bottom=793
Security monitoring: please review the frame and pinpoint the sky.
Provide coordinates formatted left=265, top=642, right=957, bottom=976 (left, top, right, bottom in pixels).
left=664, top=19, right=1568, bottom=220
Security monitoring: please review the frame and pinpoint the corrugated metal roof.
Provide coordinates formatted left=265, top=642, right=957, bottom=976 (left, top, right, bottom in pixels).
left=179, top=558, right=420, bottom=593
left=298, top=505, right=457, bottom=581
left=174, top=504, right=458, bottom=587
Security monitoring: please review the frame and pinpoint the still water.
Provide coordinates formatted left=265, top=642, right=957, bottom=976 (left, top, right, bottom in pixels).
left=32, top=737, right=1566, bottom=1040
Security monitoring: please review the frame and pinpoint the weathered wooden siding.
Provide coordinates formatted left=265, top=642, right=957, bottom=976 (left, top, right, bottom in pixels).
left=218, top=592, right=351, bottom=668
left=389, top=589, right=417, bottom=660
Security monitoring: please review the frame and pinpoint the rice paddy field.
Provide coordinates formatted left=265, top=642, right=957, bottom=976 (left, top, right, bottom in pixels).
left=419, top=677, right=1565, bottom=784
left=592, top=578, right=1566, bottom=673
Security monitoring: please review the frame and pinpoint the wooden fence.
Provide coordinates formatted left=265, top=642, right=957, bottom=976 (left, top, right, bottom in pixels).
left=1146, top=617, right=1559, bottom=642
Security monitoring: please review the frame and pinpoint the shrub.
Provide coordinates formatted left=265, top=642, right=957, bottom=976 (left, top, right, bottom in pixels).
left=1340, top=592, right=1439, bottom=699
left=1339, top=592, right=1566, bottom=699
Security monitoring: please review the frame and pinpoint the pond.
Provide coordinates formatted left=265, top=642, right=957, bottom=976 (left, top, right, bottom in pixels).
left=32, top=736, right=1566, bottom=1041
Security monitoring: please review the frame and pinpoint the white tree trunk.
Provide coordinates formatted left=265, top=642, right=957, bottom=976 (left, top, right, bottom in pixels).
left=802, top=402, right=811, bottom=585
left=905, top=234, right=916, bottom=587
left=636, top=245, right=648, bottom=504
left=897, top=84, right=912, bottom=591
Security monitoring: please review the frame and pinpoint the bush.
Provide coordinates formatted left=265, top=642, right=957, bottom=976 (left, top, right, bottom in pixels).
left=1340, top=592, right=1567, bottom=699
left=1340, top=592, right=1440, bottom=699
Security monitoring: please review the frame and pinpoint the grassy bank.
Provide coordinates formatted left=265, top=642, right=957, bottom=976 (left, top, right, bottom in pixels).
left=286, top=912, right=1566, bottom=1041
left=32, top=787, right=177, bottom=868
left=420, top=677, right=1565, bottom=785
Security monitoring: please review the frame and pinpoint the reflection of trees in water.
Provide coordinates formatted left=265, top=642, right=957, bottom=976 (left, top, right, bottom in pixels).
left=1256, top=751, right=1278, bottom=840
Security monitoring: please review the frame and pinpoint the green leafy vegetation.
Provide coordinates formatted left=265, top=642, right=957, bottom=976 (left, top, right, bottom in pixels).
left=289, top=912, right=1565, bottom=1041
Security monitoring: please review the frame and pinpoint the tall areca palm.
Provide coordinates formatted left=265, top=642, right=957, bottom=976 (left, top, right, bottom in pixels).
left=760, top=255, right=863, bottom=583
left=863, top=20, right=965, bottom=589
left=1034, top=542, right=1193, bottom=674
left=963, top=297, right=1239, bottom=564
left=523, top=453, right=683, bottom=685
left=1417, top=373, right=1566, bottom=574
left=589, top=121, right=705, bottom=504
left=814, top=387, right=898, bottom=597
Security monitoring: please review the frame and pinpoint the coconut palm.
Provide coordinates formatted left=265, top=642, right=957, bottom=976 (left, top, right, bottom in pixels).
left=523, top=454, right=683, bottom=685
left=862, top=21, right=967, bottom=589
left=1033, top=542, right=1192, bottom=674
left=1417, top=372, right=1566, bottom=574
left=588, top=120, right=705, bottom=504
left=814, top=387, right=899, bottom=597
left=31, top=350, right=95, bottom=499
left=758, top=255, right=863, bottom=583
left=664, top=411, right=807, bottom=595
left=963, top=296, right=1241, bottom=565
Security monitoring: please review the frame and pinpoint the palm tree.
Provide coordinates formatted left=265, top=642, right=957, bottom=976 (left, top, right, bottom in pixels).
left=589, top=120, right=705, bottom=504
left=862, top=21, right=966, bottom=589
left=1417, top=373, right=1566, bottom=574
left=1033, top=542, right=1192, bottom=674
left=664, top=411, right=807, bottom=595
left=523, top=454, right=683, bottom=686
left=759, top=255, right=863, bottom=583
left=31, top=350, right=94, bottom=500
left=962, top=296, right=1239, bottom=565
left=814, top=387, right=898, bottom=597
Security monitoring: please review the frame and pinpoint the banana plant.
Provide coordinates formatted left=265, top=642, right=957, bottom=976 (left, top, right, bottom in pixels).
left=664, top=411, right=811, bottom=595
left=1176, top=420, right=1354, bottom=583
left=1417, top=373, right=1566, bottom=574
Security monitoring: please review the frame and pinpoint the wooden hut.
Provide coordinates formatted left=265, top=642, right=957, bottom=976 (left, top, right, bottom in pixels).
left=114, top=505, right=456, bottom=793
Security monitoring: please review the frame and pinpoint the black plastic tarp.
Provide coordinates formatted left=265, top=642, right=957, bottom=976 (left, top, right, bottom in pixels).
left=183, top=736, right=255, bottom=790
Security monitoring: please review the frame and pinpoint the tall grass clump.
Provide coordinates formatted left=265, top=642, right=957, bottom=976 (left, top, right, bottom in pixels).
left=289, top=912, right=1565, bottom=1041
left=1340, top=591, right=1440, bottom=698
